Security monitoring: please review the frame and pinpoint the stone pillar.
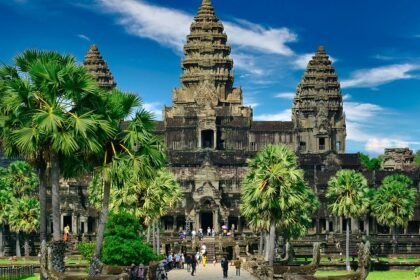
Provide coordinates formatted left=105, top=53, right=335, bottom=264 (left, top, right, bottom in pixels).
left=316, top=219, right=320, bottom=235
left=213, top=210, right=218, bottom=232
left=195, top=212, right=200, bottom=231
left=325, top=219, right=329, bottom=234
left=174, top=216, right=177, bottom=232
left=339, top=217, right=343, bottom=234
left=351, top=218, right=358, bottom=234
left=364, top=218, right=370, bottom=236
left=60, top=214, right=65, bottom=233
left=72, top=215, right=78, bottom=234
left=238, top=216, right=242, bottom=232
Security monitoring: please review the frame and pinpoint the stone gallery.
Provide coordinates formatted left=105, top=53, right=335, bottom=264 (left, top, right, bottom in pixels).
left=1, top=0, right=419, bottom=259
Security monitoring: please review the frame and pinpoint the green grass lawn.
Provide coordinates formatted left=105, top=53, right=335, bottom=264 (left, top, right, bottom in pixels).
left=315, top=270, right=414, bottom=280
left=296, top=257, right=420, bottom=263
left=20, top=274, right=39, bottom=280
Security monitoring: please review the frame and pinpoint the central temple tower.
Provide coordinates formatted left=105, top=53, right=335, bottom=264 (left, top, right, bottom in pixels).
left=165, top=0, right=252, bottom=152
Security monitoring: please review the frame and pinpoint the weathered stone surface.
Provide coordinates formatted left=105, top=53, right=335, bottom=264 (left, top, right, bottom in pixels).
left=83, top=45, right=116, bottom=90
left=383, top=148, right=416, bottom=171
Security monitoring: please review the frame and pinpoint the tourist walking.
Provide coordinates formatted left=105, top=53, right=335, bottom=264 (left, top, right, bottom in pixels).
left=202, top=255, right=207, bottom=267
left=156, top=263, right=168, bottom=280
left=186, top=254, right=191, bottom=272
left=221, top=256, right=228, bottom=278
left=137, top=264, right=145, bottom=280
left=207, top=227, right=211, bottom=236
left=191, top=254, right=197, bottom=276
left=234, top=258, right=241, bottom=276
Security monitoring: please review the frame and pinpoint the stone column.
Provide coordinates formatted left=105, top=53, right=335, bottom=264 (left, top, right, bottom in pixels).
left=214, top=210, right=220, bottom=232
left=174, top=216, right=177, bottom=232
left=316, top=219, right=320, bottom=235
left=238, top=216, right=242, bottom=232
left=339, top=217, right=343, bottom=234
left=72, top=215, right=78, bottom=234
left=351, top=218, right=358, bottom=234
left=195, top=212, right=200, bottom=231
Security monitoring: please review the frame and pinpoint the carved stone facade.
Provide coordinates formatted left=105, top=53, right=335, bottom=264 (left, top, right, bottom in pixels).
left=292, top=46, right=346, bottom=154
left=157, top=0, right=348, bottom=233
left=383, top=148, right=416, bottom=171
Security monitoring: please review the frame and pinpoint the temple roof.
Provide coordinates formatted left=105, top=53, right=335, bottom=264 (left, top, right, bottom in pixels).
left=180, top=0, right=234, bottom=91
left=294, top=45, right=342, bottom=99
left=250, top=121, right=294, bottom=132
left=83, top=45, right=116, bottom=90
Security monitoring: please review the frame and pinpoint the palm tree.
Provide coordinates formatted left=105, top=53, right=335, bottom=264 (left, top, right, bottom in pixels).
left=74, top=90, right=166, bottom=275
left=326, top=169, right=370, bottom=271
left=371, top=175, right=417, bottom=253
left=0, top=188, right=12, bottom=257
left=240, top=144, right=319, bottom=265
left=0, top=50, right=113, bottom=272
left=8, top=197, right=40, bottom=257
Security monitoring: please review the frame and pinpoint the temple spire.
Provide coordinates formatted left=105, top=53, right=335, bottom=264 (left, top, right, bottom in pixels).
left=83, top=44, right=116, bottom=90
left=292, top=45, right=346, bottom=153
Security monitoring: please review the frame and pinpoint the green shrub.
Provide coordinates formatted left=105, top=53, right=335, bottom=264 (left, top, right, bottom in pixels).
left=415, top=267, right=420, bottom=278
left=77, top=242, right=96, bottom=261
left=102, top=212, right=161, bottom=266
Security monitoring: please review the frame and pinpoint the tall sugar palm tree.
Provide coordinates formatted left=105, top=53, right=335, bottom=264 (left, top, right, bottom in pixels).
left=371, top=175, right=417, bottom=253
left=240, top=144, right=319, bottom=265
left=326, top=169, right=370, bottom=271
left=75, top=89, right=166, bottom=275
left=0, top=188, right=12, bottom=257
left=0, top=50, right=114, bottom=272
left=8, top=197, right=40, bottom=257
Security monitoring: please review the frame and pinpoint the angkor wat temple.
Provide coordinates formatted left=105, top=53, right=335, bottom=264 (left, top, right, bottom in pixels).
left=1, top=0, right=419, bottom=258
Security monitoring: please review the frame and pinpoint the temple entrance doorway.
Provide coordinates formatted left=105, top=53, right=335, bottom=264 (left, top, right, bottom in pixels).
left=200, top=212, right=213, bottom=230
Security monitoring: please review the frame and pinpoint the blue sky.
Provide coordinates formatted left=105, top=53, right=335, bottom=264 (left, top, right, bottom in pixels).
left=1, top=0, right=420, bottom=155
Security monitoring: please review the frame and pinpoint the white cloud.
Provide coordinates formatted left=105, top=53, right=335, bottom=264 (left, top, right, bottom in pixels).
left=275, top=92, right=295, bottom=100
left=365, top=138, right=419, bottom=154
left=77, top=34, right=91, bottom=41
left=293, top=52, right=336, bottom=69
left=143, top=102, right=163, bottom=120
left=343, top=102, right=384, bottom=122
left=342, top=94, right=351, bottom=101
left=232, top=53, right=264, bottom=76
left=95, top=0, right=297, bottom=55
left=293, top=53, right=313, bottom=69
left=254, top=109, right=291, bottom=121
left=341, top=64, right=420, bottom=88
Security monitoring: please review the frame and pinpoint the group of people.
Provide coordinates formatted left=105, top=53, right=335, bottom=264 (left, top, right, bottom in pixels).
left=220, top=257, right=242, bottom=278
left=163, top=253, right=185, bottom=270
left=179, top=225, right=237, bottom=241
left=129, top=263, right=146, bottom=280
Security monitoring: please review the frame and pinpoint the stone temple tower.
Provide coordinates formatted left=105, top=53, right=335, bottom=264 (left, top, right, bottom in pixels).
left=165, top=0, right=252, bottom=151
left=292, top=46, right=346, bottom=154
left=83, top=45, right=116, bottom=90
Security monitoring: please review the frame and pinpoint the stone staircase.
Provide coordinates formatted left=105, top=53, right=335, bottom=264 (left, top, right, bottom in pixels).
left=203, top=237, right=216, bottom=262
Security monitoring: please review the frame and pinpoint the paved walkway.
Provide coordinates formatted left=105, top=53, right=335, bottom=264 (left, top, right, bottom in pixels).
left=168, top=264, right=256, bottom=280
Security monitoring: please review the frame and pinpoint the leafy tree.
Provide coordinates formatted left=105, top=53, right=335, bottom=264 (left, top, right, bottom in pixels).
left=240, top=144, right=319, bottom=265
left=102, top=212, right=160, bottom=266
left=89, top=168, right=182, bottom=254
left=371, top=175, right=417, bottom=253
left=359, top=153, right=382, bottom=171
left=77, top=242, right=96, bottom=261
left=326, top=169, right=370, bottom=271
left=0, top=50, right=114, bottom=271
left=8, top=197, right=39, bottom=256
left=0, top=161, right=39, bottom=257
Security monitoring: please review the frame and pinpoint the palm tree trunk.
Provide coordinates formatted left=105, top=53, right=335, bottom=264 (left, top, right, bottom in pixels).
left=258, top=232, right=264, bottom=255
left=89, top=178, right=111, bottom=276
left=16, top=232, right=21, bottom=257
left=146, top=226, right=150, bottom=243
left=267, top=220, right=276, bottom=266
left=24, top=234, right=30, bottom=257
left=264, top=231, right=269, bottom=260
left=50, top=152, right=66, bottom=273
left=94, top=180, right=111, bottom=258
left=346, top=218, right=350, bottom=271
left=156, top=220, right=160, bottom=255
left=38, top=160, right=48, bottom=280
left=51, top=152, right=61, bottom=241
left=38, top=161, right=47, bottom=243
left=393, top=225, right=397, bottom=254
